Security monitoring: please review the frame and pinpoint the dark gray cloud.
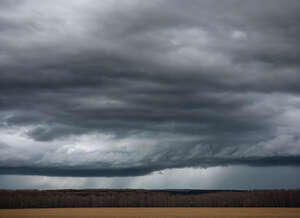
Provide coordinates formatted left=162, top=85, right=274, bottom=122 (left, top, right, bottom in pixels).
left=1, top=166, right=300, bottom=189
left=0, top=0, right=300, bottom=178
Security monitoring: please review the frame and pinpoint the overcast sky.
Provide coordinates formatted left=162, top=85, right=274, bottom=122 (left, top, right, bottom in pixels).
left=0, top=0, right=300, bottom=189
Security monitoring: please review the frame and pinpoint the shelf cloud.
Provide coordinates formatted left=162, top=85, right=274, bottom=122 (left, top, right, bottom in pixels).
left=0, top=0, right=300, bottom=177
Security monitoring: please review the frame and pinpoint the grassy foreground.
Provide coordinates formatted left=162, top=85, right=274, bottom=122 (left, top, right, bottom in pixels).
left=0, top=208, right=300, bottom=218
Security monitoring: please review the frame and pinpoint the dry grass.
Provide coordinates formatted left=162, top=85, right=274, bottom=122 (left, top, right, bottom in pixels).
left=0, top=208, right=299, bottom=218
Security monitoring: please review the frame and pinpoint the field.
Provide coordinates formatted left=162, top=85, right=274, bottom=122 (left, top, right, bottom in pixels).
left=0, top=208, right=300, bottom=218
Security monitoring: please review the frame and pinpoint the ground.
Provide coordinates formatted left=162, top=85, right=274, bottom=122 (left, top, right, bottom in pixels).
left=0, top=208, right=300, bottom=218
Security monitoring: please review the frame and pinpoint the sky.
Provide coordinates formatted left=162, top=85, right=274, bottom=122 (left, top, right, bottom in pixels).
left=0, top=0, right=300, bottom=189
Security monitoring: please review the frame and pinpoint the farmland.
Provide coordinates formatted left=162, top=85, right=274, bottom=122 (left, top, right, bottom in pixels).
left=0, top=208, right=300, bottom=218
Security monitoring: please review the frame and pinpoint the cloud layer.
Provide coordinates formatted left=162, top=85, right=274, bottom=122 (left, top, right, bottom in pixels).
left=0, top=0, right=300, bottom=177
left=1, top=166, right=300, bottom=189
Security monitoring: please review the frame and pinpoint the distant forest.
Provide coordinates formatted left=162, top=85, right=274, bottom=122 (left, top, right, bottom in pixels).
left=0, top=189, right=300, bottom=208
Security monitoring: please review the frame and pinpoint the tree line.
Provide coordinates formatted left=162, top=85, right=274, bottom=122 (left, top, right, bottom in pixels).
left=0, top=189, right=299, bottom=208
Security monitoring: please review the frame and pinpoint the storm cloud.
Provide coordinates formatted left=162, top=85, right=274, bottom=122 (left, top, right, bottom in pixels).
left=0, top=0, right=300, bottom=177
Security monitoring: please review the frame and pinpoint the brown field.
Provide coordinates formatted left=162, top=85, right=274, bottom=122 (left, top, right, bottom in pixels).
left=0, top=208, right=300, bottom=218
